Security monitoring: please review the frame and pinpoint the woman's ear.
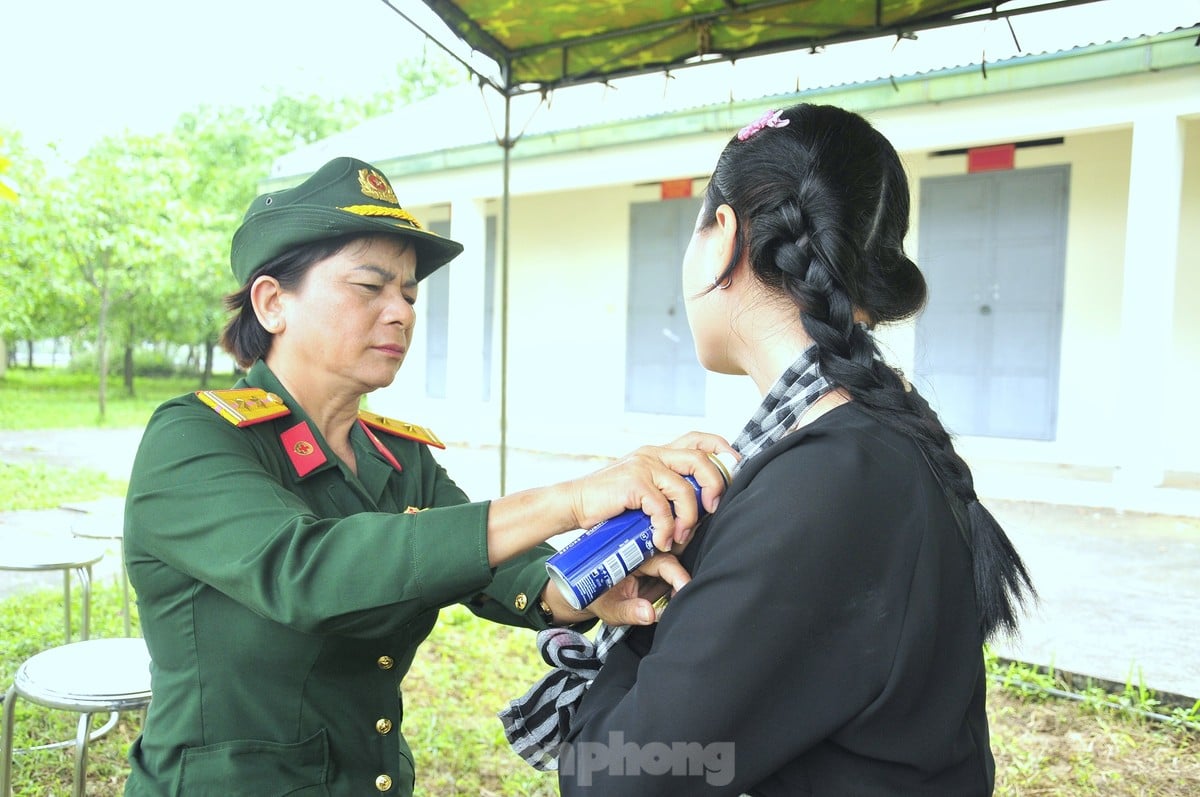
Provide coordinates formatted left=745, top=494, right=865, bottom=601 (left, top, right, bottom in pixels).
left=712, top=203, right=742, bottom=285
left=249, top=276, right=286, bottom=333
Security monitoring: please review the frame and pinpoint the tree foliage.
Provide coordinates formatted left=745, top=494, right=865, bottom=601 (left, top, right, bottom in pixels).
left=0, top=130, right=85, bottom=374
left=0, top=55, right=463, bottom=414
left=0, top=136, right=16, bottom=202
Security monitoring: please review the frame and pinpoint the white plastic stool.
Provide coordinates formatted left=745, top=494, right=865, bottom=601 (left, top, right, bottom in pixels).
left=1, top=638, right=152, bottom=797
left=0, top=537, right=103, bottom=643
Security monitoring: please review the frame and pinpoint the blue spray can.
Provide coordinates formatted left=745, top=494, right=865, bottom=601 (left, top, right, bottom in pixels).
left=546, top=452, right=734, bottom=610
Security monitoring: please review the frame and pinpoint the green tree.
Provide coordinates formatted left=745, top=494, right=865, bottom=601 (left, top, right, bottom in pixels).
left=2, top=54, right=465, bottom=401
left=0, top=131, right=34, bottom=375
left=58, top=133, right=198, bottom=415
left=171, top=104, right=278, bottom=386
left=0, top=137, right=16, bottom=202
left=0, top=132, right=84, bottom=376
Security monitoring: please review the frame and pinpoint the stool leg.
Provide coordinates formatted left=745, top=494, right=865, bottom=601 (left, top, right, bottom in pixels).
left=73, top=712, right=92, bottom=797
left=1, top=686, right=17, bottom=797
left=64, top=570, right=73, bottom=643
left=80, top=566, right=92, bottom=642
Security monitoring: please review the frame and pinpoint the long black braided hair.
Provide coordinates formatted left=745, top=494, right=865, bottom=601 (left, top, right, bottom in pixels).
left=703, top=103, right=1035, bottom=640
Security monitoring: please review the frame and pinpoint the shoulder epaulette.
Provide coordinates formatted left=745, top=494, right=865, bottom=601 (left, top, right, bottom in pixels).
left=358, top=409, right=445, bottom=449
left=195, top=388, right=291, bottom=428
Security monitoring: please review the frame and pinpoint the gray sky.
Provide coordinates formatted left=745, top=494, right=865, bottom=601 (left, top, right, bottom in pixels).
left=1, top=0, right=425, bottom=161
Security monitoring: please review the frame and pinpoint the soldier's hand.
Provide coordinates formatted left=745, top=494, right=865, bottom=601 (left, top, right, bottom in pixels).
left=586, top=554, right=691, bottom=626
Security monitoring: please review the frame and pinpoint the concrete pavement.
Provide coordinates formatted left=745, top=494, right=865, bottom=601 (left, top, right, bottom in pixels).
left=2, top=427, right=1197, bottom=702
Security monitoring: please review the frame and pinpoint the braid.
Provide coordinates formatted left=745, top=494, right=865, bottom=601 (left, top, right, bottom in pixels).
left=803, top=255, right=1034, bottom=638
left=902, top=388, right=1036, bottom=638
left=705, top=103, right=1035, bottom=639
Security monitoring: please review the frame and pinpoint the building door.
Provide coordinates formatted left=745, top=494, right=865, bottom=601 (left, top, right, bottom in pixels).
left=915, top=166, right=1068, bottom=440
left=625, top=197, right=706, bottom=416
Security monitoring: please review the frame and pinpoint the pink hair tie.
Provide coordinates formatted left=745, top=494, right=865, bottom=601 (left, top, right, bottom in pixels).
left=737, top=109, right=790, bottom=141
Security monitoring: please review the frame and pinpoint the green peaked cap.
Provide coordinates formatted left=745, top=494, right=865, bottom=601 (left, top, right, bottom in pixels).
left=230, top=157, right=464, bottom=284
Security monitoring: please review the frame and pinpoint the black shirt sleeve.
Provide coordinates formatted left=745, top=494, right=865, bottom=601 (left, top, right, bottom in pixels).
left=559, top=413, right=980, bottom=796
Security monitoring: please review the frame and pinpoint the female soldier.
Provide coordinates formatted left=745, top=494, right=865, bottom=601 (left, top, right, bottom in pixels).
left=122, top=156, right=729, bottom=796
left=528, top=104, right=1035, bottom=795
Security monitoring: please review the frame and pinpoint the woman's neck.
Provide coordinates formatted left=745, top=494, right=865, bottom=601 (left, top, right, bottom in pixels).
left=726, top=284, right=817, bottom=398
left=267, top=359, right=362, bottom=448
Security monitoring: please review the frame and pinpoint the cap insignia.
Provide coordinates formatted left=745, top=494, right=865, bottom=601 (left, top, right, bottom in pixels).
left=358, top=168, right=399, bottom=205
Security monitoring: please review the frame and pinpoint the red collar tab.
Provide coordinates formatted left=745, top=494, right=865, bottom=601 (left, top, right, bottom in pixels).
left=357, top=410, right=445, bottom=449
left=280, top=421, right=328, bottom=478
left=358, top=419, right=403, bottom=472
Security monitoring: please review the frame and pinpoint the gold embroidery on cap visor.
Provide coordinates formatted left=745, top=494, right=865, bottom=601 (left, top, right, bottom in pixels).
left=357, top=168, right=400, bottom=204
left=337, top=204, right=426, bottom=229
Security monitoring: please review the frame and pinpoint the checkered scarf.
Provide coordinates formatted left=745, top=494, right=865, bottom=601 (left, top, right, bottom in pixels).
left=730, top=346, right=832, bottom=472
left=498, top=623, right=629, bottom=770
left=498, top=348, right=831, bottom=770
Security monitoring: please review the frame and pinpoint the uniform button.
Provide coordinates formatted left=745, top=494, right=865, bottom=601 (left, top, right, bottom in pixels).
left=375, top=774, right=393, bottom=791
left=376, top=717, right=393, bottom=734
left=377, top=655, right=395, bottom=670
left=514, top=592, right=528, bottom=611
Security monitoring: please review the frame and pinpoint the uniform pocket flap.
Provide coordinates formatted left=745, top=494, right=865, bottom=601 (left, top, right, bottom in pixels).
left=179, top=727, right=330, bottom=795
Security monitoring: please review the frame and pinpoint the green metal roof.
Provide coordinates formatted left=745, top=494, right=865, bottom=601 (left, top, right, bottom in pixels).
left=353, top=28, right=1197, bottom=182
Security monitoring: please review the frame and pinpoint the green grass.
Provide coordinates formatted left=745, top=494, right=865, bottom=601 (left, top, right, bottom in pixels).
left=987, top=649, right=1200, bottom=731
left=0, top=462, right=127, bottom=511
left=0, top=369, right=210, bottom=429
left=0, top=598, right=1196, bottom=797
left=403, top=608, right=558, bottom=796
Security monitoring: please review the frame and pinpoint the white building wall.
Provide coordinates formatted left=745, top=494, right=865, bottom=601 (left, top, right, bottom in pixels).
left=1172, top=121, right=1200, bottom=477
left=369, top=61, right=1200, bottom=485
left=504, top=186, right=631, bottom=451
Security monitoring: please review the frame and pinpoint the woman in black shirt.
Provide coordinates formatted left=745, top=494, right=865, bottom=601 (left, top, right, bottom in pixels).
left=514, top=103, right=1036, bottom=796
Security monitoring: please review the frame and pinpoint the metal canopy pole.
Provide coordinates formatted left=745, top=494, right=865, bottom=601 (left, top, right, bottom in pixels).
left=376, top=2, right=516, bottom=494
left=498, top=91, right=512, bottom=496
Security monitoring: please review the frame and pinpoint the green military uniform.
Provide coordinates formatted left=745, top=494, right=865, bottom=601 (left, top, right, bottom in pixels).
left=123, top=359, right=556, bottom=796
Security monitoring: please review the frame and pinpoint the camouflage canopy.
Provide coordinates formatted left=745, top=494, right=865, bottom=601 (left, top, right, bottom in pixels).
left=410, top=0, right=1109, bottom=93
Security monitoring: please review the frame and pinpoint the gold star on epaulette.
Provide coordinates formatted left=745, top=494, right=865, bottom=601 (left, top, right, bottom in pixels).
left=358, top=410, right=445, bottom=449
left=196, top=389, right=291, bottom=427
